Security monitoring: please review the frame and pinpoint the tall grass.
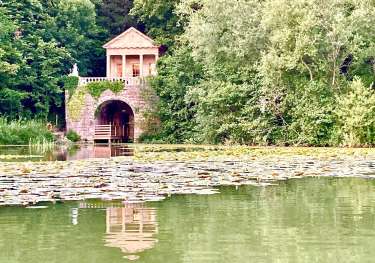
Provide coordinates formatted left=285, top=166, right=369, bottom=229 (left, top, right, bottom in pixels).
left=0, top=118, right=54, bottom=145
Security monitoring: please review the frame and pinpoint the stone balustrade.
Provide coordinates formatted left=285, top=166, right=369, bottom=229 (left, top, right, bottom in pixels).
left=79, top=77, right=147, bottom=86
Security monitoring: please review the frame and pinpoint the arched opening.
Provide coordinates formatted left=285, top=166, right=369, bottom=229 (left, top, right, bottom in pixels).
left=95, top=100, right=134, bottom=142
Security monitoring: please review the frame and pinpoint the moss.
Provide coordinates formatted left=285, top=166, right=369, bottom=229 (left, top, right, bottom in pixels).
left=67, top=86, right=86, bottom=121
left=86, top=81, right=124, bottom=99
left=67, top=81, right=125, bottom=121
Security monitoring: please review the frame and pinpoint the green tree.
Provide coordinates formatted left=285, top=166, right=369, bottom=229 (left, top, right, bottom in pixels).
left=1, top=0, right=73, bottom=119
left=131, top=0, right=183, bottom=49
left=148, top=46, right=203, bottom=143
left=96, top=0, right=137, bottom=38
left=335, top=78, right=375, bottom=146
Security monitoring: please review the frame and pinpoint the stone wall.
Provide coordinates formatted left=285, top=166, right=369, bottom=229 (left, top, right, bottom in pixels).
left=66, top=82, right=152, bottom=142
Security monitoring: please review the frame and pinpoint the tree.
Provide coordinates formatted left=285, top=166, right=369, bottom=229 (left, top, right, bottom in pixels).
left=96, top=0, right=137, bottom=38
left=1, top=0, right=72, bottom=119
left=148, top=46, right=203, bottom=143
left=131, top=0, right=183, bottom=49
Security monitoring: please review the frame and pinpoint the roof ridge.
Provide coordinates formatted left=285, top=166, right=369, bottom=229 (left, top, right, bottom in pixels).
left=103, top=27, right=158, bottom=49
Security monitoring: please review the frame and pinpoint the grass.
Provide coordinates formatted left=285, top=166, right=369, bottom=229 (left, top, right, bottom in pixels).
left=0, top=118, right=54, bottom=145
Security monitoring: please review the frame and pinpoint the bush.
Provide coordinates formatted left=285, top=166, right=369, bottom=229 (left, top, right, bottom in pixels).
left=0, top=118, right=54, bottom=145
left=335, top=78, right=375, bottom=146
left=66, top=130, right=81, bottom=142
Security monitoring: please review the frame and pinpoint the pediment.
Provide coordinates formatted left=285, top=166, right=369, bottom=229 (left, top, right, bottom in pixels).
left=103, top=27, right=158, bottom=49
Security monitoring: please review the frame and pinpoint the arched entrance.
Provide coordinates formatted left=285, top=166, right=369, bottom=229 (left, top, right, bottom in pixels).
left=95, top=100, right=134, bottom=142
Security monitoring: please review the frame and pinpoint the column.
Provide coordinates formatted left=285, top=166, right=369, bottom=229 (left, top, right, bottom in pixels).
left=140, top=54, right=144, bottom=77
left=122, top=55, right=126, bottom=78
left=154, top=53, right=159, bottom=75
left=106, top=55, right=111, bottom=78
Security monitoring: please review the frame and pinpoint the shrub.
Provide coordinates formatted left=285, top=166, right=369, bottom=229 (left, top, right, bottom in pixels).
left=335, top=78, right=375, bottom=146
left=66, top=130, right=81, bottom=142
left=0, top=118, right=54, bottom=145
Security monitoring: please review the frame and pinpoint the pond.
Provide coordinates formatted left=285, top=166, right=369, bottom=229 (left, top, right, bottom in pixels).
left=1, top=177, right=375, bottom=263
left=0, top=144, right=134, bottom=162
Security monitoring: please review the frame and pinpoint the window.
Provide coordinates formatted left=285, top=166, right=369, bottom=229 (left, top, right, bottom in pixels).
left=132, top=64, right=140, bottom=77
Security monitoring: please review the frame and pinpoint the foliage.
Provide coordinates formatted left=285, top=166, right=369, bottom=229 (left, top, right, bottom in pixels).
left=61, top=76, right=79, bottom=97
left=146, top=0, right=375, bottom=146
left=148, top=46, right=203, bottom=143
left=335, top=79, right=375, bottom=146
left=0, top=0, right=106, bottom=121
left=66, top=129, right=81, bottom=142
left=66, top=86, right=87, bottom=121
left=51, top=0, right=107, bottom=77
left=95, top=0, right=137, bottom=38
left=1, top=0, right=375, bottom=146
left=86, top=81, right=124, bottom=99
left=131, top=0, right=183, bottom=49
left=0, top=118, right=54, bottom=145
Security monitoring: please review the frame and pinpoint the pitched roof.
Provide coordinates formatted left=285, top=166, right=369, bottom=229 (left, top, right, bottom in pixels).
left=103, top=27, right=159, bottom=49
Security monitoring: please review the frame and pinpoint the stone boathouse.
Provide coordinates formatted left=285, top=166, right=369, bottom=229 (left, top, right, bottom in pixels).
left=65, top=27, right=159, bottom=142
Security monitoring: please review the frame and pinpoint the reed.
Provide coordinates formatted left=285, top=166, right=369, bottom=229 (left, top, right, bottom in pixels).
left=0, top=118, right=54, bottom=145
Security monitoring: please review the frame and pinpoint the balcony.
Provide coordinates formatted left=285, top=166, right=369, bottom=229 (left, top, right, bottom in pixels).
left=79, top=77, right=147, bottom=86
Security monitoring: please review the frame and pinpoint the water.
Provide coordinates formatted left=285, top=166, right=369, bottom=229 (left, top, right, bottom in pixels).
left=1, top=177, right=375, bottom=263
left=0, top=144, right=134, bottom=162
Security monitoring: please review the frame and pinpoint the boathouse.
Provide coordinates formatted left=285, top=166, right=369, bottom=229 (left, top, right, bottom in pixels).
left=65, top=27, right=159, bottom=142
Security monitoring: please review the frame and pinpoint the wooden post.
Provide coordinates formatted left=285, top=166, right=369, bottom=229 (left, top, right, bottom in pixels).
left=109, top=125, right=112, bottom=145
left=106, top=55, right=111, bottom=78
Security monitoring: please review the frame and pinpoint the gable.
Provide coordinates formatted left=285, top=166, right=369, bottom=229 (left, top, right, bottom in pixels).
left=103, top=27, right=157, bottom=49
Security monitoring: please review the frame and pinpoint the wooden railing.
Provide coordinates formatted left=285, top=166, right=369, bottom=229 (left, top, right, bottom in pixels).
left=94, top=124, right=133, bottom=141
left=79, top=77, right=146, bottom=86
left=94, top=125, right=112, bottom=141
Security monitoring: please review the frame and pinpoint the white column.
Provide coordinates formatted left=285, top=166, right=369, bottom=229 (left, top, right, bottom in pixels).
left=154, top=53, right=159, bottom=75
left=140, top=54, right=144, bottom=77
left=106, top=55, right=111, bottom=78
left=122, top=55, right=126, bottom=78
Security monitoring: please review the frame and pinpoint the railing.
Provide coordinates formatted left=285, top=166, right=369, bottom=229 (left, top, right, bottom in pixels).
left=94, top=124, right=133, bottom=141
left=94, top=125, right=112, bottom=141
left=79, top=77, right=147, bottom=86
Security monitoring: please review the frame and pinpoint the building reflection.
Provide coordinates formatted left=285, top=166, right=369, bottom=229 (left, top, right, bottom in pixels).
left=65, top=144, right=134, bottom=160
left=104, top=204, right=158, bottom=260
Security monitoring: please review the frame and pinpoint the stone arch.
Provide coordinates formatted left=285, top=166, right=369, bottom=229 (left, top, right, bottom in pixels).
left=94, top=96, right=137, bottom=142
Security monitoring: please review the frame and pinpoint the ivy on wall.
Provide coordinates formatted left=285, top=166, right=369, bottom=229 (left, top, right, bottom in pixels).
left=67, top=86, right=87, bottom=121
left=86, top=81, right=124, bottom=99
left=66, top=80, right=125, bottom=121
left=61, top=76, right=79, bottom=97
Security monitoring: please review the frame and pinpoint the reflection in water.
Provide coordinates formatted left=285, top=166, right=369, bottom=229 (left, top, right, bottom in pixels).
left=0, top=144, right=134, bottom=162
left=3, top=178, right=375, bottom=262
left=104, top=205, right=158, bottom=260
left=67, top=144, right=134, bottom=160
